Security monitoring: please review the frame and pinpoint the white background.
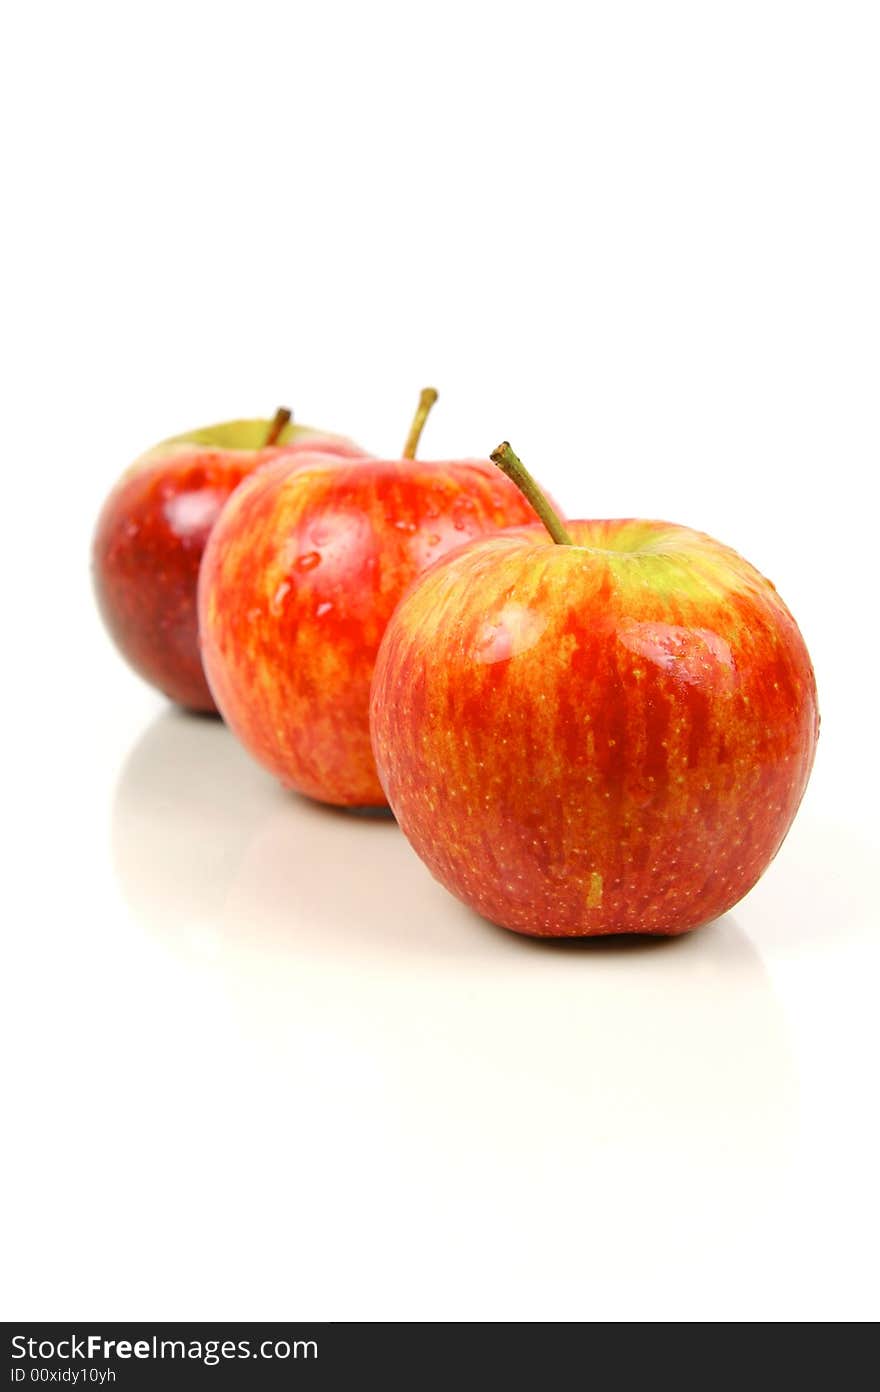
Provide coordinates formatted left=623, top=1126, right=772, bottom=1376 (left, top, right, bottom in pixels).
left=2, top=1, right=878, bottom=1321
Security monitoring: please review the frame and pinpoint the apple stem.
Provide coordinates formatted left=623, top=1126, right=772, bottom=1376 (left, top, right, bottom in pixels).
left=265, top=407, right=292, bottom=446
left=489, top=442, right=574, bottom=545
left=402, top=388, right=439, bottom=459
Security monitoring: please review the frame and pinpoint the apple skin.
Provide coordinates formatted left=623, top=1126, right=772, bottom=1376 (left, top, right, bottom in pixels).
left=198, top=456, right=546, bottom=805
left=92, top=420, right=364, bottom=711
left=370, top=519, right=819, bottom=936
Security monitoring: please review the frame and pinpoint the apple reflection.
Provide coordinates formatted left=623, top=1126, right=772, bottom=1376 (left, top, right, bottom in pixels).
left=113, top=710, right=796, bottom=1307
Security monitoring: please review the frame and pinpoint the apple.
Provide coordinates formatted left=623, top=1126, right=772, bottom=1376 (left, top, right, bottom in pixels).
left=369, top=442, right=819, bottom=936
left=93, top=409, right=364, bottom=711
left=198, top=392, right=549, bottom=806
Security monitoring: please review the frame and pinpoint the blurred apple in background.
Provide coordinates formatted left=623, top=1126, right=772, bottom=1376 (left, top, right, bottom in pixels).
left=199, top=391, right=549, bottom=805
left=370, top=441, right=819, bottom=936
left=92, top=409, right=365, bottom=711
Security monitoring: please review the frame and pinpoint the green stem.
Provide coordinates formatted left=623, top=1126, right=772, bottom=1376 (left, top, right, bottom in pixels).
left=402, top=388, right=438, bottom=459
left=489, top=442, right=574, bottom=545
left=265, top=407, right=292, bottom=446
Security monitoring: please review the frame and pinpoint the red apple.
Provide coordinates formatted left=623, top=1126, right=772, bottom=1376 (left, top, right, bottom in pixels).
left=369, top=442, right=819, bottom=936
left=198, top=392, right=548, bottom=805
left=93, top=410, right=364, bottom=711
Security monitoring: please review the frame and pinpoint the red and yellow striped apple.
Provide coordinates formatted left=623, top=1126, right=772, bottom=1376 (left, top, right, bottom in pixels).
left=369, top=442, right=819, bottom=936
left=93, top=409, right=364, bottom=711
left=198, top=394, right=546, bottom=806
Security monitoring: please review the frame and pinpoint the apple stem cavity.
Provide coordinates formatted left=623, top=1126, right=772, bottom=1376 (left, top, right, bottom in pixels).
left=265, top=407, right=293, bottom=447
left=489, top=442, right=574, bottom=545
left=402, top=387, right=439, bottom=459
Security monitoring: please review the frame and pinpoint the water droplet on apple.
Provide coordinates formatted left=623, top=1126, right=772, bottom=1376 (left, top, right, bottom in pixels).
left=296, top=551, right=321, bottom=571
left=474, top=605, right=548, bottom=662
left=270, top=580, right=292, bottom=614
left=315, top=601, right=333, bottom=618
